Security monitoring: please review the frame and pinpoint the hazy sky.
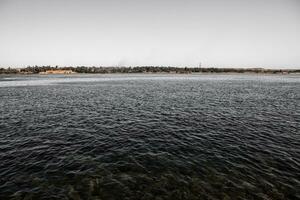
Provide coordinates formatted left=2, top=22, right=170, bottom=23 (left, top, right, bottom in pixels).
left=0, top=0, right=299, bottom=68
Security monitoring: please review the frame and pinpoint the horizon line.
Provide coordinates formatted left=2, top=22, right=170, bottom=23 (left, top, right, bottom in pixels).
left=1, top=65, right=300, bottom=70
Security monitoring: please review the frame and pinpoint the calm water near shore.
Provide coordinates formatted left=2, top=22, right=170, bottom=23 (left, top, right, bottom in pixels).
left=0, top=74, right=299, bottom=200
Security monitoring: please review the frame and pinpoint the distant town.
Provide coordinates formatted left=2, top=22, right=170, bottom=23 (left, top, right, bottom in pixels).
left=0, top=66, right=299, bottom=74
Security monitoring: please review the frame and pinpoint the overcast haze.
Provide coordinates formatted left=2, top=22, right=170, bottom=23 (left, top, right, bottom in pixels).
left=0, top=0, right=299, bottom=68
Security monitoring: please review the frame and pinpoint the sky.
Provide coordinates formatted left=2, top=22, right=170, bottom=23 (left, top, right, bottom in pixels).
left=0, top=0, right=299, bottom=68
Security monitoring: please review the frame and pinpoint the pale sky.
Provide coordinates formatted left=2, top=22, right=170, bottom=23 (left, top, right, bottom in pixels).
left=0, top=0, right=299, bottom=68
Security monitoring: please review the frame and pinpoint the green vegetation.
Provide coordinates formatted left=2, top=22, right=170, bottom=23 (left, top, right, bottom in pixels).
left=0, top=66, right=299, bottom=74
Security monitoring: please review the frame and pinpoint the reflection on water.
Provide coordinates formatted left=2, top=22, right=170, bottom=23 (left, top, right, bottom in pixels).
left=0, top=74, right=299, bottom=199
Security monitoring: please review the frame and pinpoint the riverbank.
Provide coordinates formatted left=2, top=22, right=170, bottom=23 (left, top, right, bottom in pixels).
left=1, top=66, right=299, bottom=75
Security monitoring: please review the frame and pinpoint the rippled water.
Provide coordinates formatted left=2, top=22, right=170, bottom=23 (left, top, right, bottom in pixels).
left=0, top=74, right=299, bottom=200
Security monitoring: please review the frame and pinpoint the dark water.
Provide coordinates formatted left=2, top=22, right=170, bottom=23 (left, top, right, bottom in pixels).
left=0, top=74, right=299, bottom=200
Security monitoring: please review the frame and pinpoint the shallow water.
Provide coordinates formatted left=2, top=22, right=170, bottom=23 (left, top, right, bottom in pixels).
left=0, top=74, right=299, bottom=200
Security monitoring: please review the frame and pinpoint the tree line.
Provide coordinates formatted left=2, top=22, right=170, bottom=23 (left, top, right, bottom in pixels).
left=0, top=66, right=299, bottom=74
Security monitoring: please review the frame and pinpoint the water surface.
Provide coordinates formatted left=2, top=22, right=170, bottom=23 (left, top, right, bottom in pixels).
left=0, top=74, right=299, bottom=200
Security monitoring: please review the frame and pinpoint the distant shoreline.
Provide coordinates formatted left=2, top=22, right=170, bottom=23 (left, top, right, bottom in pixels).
left=1, top=66, right=300, bottom=75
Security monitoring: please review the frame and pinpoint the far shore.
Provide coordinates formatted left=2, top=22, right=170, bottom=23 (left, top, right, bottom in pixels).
left=1, top=72, right=299, bottom=76
left=1, top=66, right=299, bottom=75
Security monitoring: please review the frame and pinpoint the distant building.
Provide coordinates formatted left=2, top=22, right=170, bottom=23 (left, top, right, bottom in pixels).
left=40, top=70, right=75, bottom=74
